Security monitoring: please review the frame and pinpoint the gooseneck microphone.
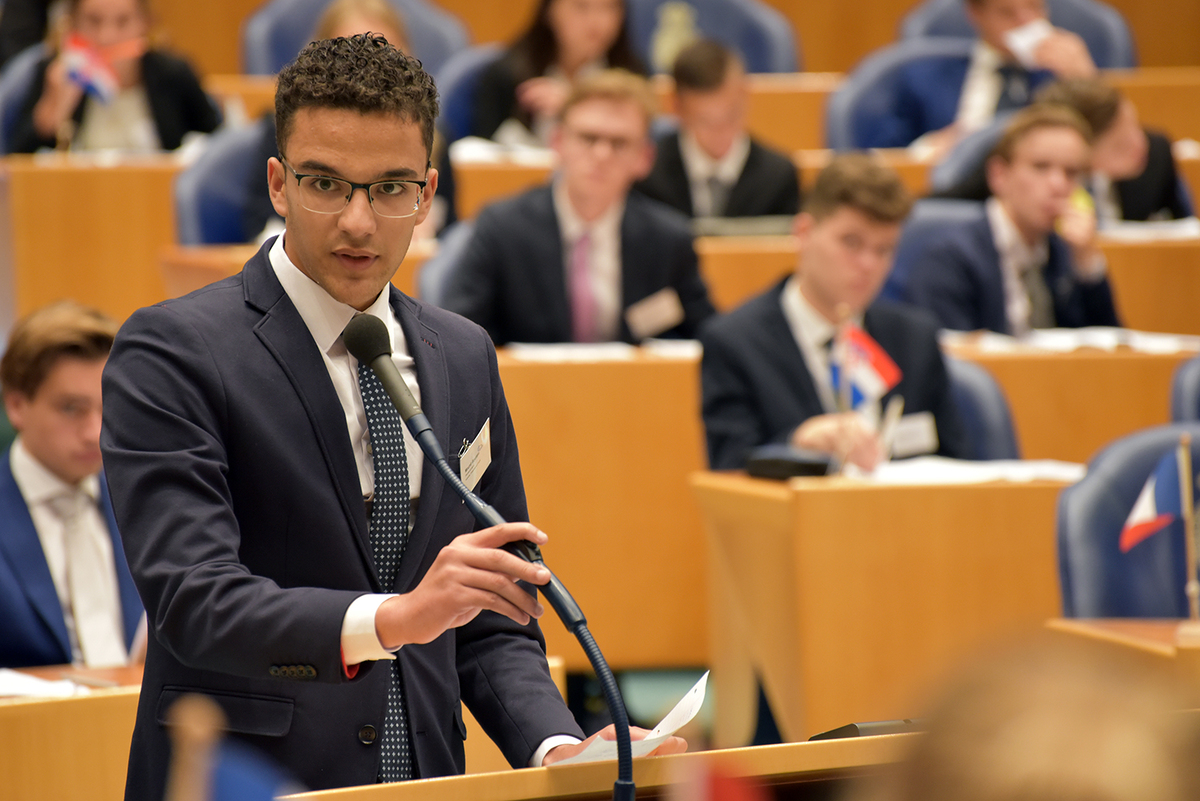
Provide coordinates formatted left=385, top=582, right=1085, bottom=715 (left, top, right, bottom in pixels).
left=343, top=314, right=635, bottom=801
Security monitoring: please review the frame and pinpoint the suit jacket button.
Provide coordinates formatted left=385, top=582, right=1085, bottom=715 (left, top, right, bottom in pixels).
left=359, top=725, right=377, bottom=744
left=269, top=666, right=280, bottom=677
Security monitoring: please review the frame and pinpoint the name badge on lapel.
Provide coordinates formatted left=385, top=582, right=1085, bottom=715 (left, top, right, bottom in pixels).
left=459, top=419, right=492, bottom=492
left=625, top=288, right=685, bottom=341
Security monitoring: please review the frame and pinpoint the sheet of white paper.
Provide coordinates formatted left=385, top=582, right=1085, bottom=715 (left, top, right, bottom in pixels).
left=503, top=342, right=637, bottom=362
left=844, top=456, right=1085, bottom=485
left=550, top=672, right=708, bottom=766
left=641, top=338, right=703, bottom=359
left=940, top=328, right=1200, bottom=356
left=1099, top=218, right=1200, bottom=241
left=0, top=667, right=89, bottom=698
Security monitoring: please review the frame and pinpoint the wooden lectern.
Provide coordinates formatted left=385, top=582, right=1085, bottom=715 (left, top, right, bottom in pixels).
left=691, top=472, right=1067, bottom=747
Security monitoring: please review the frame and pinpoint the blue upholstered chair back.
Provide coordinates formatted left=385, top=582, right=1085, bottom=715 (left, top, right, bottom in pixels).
left=175, top=124, right=266, bottom=245
left=241, top=0, right=469, bottom=78
left=825, top=37, right=974, bottom=151
left=899, top=0, right=1136, bottom=68
left=0, top=43, right=45, bottom=153
left=418, top=219, right=475, bottom=306
left=1171, top=355, right=1200, bottom=423
left=624, top=0, right=799, bottom=73
left=1057, top=423, right=1200, bottom=617
left=435, top=43, right=504, bottom=143
left=929, top=111, right=1014, bottom=193
left=944, top=358, right=1020, bottom=460
left=881, top=198, right=986, bottom=303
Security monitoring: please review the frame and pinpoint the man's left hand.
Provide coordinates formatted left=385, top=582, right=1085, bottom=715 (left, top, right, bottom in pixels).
left=542, top=725, right=688, bottom=766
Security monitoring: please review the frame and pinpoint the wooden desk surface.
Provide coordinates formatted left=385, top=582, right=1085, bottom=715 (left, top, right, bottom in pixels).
left=694, top=472, right=1066, bottom=747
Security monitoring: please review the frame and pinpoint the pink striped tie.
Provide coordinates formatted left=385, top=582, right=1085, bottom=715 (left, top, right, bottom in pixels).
left=570, top=231, right=597, bottom=343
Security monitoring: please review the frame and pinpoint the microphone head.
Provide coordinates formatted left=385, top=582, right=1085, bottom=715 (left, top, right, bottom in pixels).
left=342, top=313, right=392, bottom=363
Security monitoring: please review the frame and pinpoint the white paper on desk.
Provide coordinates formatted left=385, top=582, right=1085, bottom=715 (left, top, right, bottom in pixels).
left=846, top=456, right=1085, bottom=485
left=549, top=671, right=708, bottom=766
left=1098, top=217, right=1200, bottom=241
left=504, top=342, right=637, bottom=362
left=0, top=668, right=89, bottom=698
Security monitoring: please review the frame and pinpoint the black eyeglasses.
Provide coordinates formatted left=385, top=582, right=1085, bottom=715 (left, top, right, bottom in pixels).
left=282, top=161, right=427, bottom=219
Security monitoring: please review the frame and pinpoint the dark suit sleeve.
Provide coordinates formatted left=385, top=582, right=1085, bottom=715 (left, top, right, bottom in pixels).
left=669, top=230, right=716, bottom=338
left=922, top=340, right=970, bottom=460
left=700, top=320, right=778, bottom=469
left=442, top=208, right=505, bottom=342
left=454, top=333, right=584, bottom=764
left=101, top=303, right=359, bottom=683
left=143, top=50, right=221, bottom=150
left=905, top=238, right=988, bottom=332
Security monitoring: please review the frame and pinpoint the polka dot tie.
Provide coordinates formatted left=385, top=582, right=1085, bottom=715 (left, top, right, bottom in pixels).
left=357, top=359, right=414, bottom=782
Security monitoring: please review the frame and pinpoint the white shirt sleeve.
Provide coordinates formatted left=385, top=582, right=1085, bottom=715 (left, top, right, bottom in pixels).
left=341, top=593, right=400, bottom=664
left=530, top=734, right=584, bottom=767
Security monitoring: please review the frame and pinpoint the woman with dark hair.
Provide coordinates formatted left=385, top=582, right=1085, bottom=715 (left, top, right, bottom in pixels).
left=8, top=0, right=219, bottom=153
left=471, top=0, right=644, bottom=145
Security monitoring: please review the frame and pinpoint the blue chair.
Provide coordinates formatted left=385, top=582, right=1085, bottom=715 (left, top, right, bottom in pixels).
left=824, top=36, right=974, bottom=151
left=900, top=0, right=1136, bottom=69
left=929, top=111, right=1014, bottom=194
left=0, top=42, right=46, bottom=153
left=945, top=357, right=1020, bottom=460
left=241, top=0, right=469, bottom=78
left=880, top=198, right=985, bottom=303
left=1171, top=355, right=1200, bottom=423
left=434, top=43, right=503, bottom=143
left=624, top=0, right=800, bottom=73
left=1057, top=423, right=1200, bottom=617
left=175, top=124, right=266, bottom=245
left=418, top=219, right=475, bottom=306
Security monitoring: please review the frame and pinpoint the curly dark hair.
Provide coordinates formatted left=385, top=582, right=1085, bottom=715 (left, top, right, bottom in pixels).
left=275, top=33, right=439, bottom=159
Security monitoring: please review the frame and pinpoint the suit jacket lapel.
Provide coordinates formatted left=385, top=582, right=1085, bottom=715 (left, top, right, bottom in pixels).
left=392, top=291, right=447, bottom=591
left=241, top=247, right=378, bottom=585
left=0, top=454, right=71, bottom=658
left=760, top=285, right=827, bottom=417
left=726, top=141, right=759, bottom=216
left=533, top=188, right=575, bottom=342
left=661, top=134, right=695, bottom=215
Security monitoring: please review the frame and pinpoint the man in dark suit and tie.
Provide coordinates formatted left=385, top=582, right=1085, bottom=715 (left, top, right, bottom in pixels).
left=864, top=0, right=1097, bottom=151
left=701, top=153, right=968, bottom=471
left=0, top=301, right=142, bottom=669
left=443, top=69, right=715, bottom=346
left=905, top=104, right=1121, bottom=335
left=634, top=39, right=800, bottom=219
left=101, top=35, right=681, bottom=799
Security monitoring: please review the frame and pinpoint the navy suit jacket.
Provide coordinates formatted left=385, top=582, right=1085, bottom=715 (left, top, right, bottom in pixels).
left=442, top=185, right=715, bottom=345
left=903, top=211, right=1120, bottom=335
left=633, top=132, right=801, bottom=218
left=0, top=452, right=142, bottom=668
left=860, top=54, right=1051, bottom=149
left=700, top=281, right=969, bottom=470
left=101, top=241, right=582, bottom=798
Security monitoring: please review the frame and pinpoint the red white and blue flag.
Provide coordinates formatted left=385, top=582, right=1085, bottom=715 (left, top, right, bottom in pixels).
left=63, top=33, right=120, bottom=103
left=1120, top=445, right=1187, bottom=553
left=830, top=324, right=901, bottom=410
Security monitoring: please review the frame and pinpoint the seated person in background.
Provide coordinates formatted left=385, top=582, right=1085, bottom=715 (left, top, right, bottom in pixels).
left=8, top=0, right=219, bottom=153
left=634, top=39, right=800, bottom=219
left=0, top=301, right=143, bottom=668
left=700, top=153, right=968, bottom=471
left=444, top=69, right=715, bottom=346
left=471, top=0, right=645, bottom=146
left=934, top=78, right=1193, bottom=224
left=873, top=0, right=1095, bottom=152
left=905, top=105, right=1121, bottom=335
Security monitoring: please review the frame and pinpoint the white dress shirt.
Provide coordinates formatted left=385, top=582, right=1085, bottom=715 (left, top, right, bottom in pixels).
left=75, top=86, right=161, bottom=152
left=9, top=437, right=126, bottom=665
left=553, top=179, right=625, bottom=342
left=955, top=41, right=1008, bottom=135
left=678, top=130, right=751, bottom=217
left=780, top=276, right=841, bottom=414
left=269, top=236, right=578, bottom=764
left=987, top=197, right=1050, bottom=337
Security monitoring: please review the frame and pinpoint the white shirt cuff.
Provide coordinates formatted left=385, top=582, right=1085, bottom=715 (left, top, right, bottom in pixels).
left=341, top=593, right=400, bottom=665
left=530, top=734, right=583, bottom=767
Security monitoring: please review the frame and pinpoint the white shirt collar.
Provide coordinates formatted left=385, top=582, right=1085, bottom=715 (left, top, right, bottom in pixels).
left=552, top=179, right=625, bottom=244
left=678, top=129, right=751, bottom=185
left=987, top=196, right=1048, bottom=274
left=268, top=234, right=398, bottom=356
left=10, top=436, right=100, bottom=506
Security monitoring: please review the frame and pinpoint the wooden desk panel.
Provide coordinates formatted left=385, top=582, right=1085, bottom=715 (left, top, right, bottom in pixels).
left=1108, top=68, right=1200, bottom=142
left=696, top=236, right=795, bottom=311
left=0, top=154, right=180, bottom=323
left=1104, top=237, right=1200, bottom=336
left=694, top=472, right=1065, bottom=746
left=496, top=352, right=709, bottom=671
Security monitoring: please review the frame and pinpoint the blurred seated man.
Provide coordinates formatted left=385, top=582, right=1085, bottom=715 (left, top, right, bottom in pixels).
left=443, top=69, right=715, bottom=345
left=934, top=78, right=1193, bottom=224
left=700, top=153, right=968, bottom=471
left=0, top=301, right=143, bottom=668
left=871, top=0, right=1095, bottom=152
left=634, top=39, right=800, bottom=219
left=905, top=105, right=1121, bottom=335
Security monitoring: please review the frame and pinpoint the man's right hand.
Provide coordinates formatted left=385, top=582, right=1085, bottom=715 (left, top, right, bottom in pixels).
left=373, top=523, right=551, bottom=650
left=792, top=412, right=883, bottom=471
